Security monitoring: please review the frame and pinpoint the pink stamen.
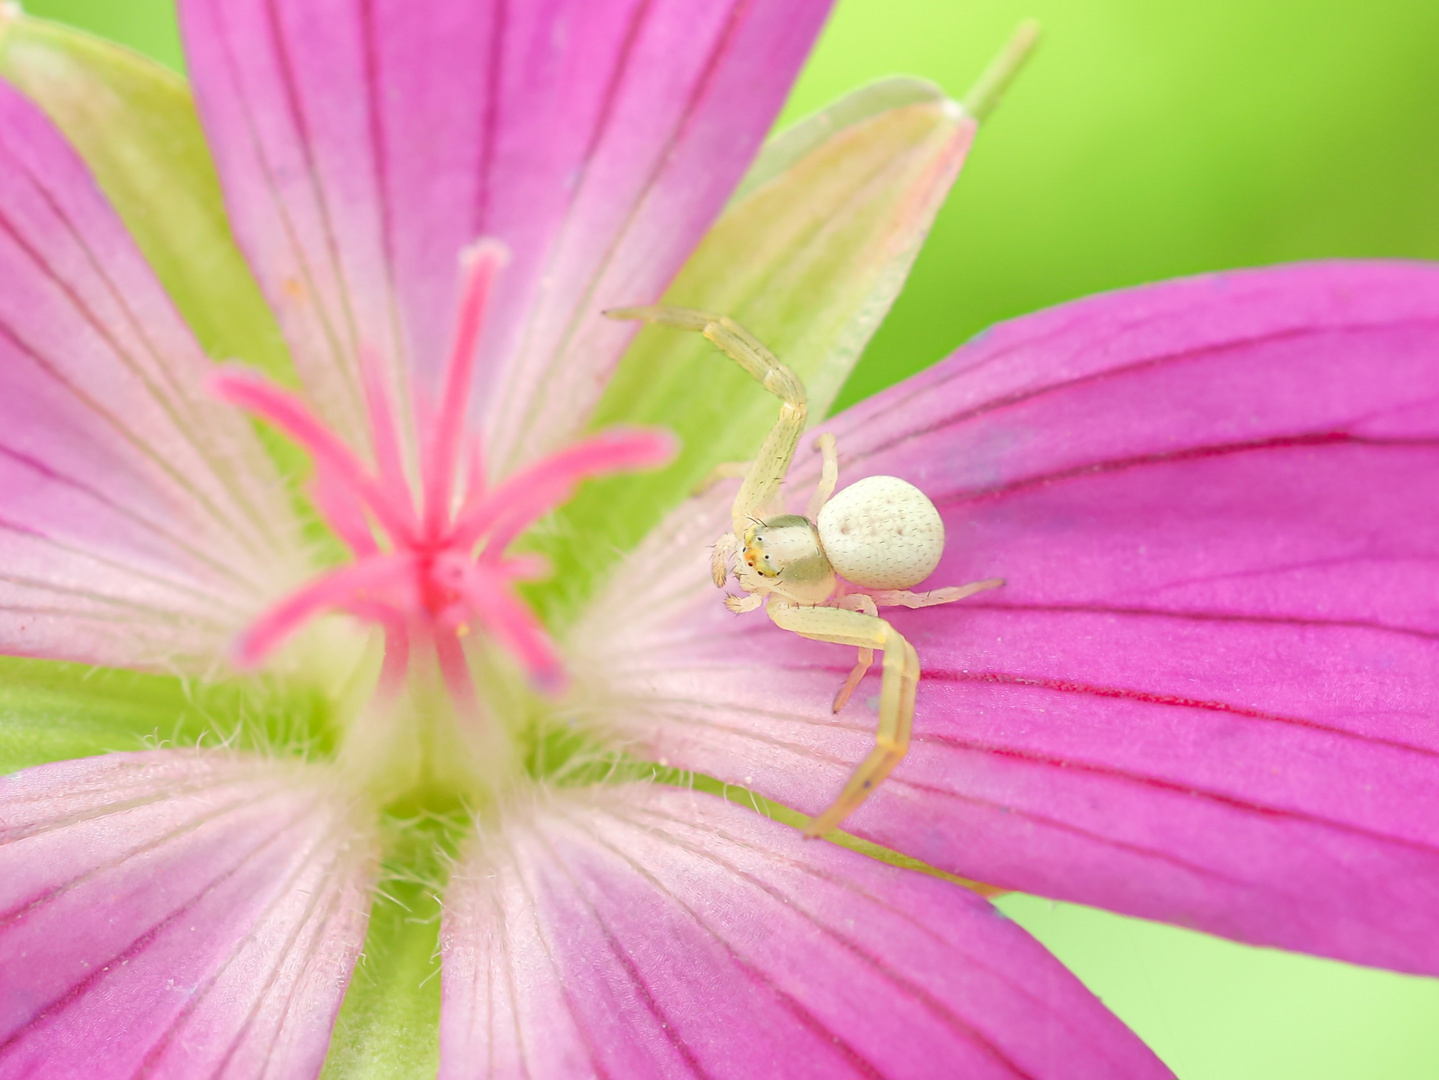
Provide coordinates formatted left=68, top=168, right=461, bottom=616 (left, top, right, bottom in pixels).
left=213, top=371, right=418, bottom=543
left=445, top=561, right=566, bottom=691
left=451, top=428, right=676, bottom=552
left=424, top=240, right=507, bottom=538
left=215, top=237, right=673, bottom=703
left=433, top=628, right=477, bottom=709
left=462, top=433, right=487, bottom=498
left=234, top=554, right=418, bottom=667
left=451, top=433, right=489, bottom=524
left=379, top=620, right=411, bottom=695
left=497, top=553, right=551, bottom=581
left=359, top=345, right=414, bottom=519
left=312, top=464, right=379, bottom=556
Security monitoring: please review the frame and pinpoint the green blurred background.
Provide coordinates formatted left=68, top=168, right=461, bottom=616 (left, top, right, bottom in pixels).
left=20, top=0, right=1439, bottom=1075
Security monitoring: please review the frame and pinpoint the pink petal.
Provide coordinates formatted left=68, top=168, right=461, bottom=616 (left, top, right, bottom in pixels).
left=0, top=750, right=378, bottom=1080
left=0, top=81, right=306, bottom=670
left=439, top=784, right=1169, bottom=1079
left=573, top=261, right=1439, bottom=974
left=180, top=0, right=831, bottom=468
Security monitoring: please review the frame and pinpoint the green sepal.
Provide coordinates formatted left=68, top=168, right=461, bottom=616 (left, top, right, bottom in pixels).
left=0, top=655, right=336, bottom=775
left=0, top=11, right=293, bottom=384
left=528, top=78, right=976, bottom=626
left=321, top=814, right=467, bottom=1080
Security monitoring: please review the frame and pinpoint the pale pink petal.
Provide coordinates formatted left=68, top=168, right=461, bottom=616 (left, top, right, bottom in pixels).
left=0, top=750, right=378, bottom=1080
left=573, top=261, right=1439, bottom=973
left=0, top=81, right=306, bottom=670
left=179, top=0, right=831, bottom=466
left=439, top=784, right=1169, bottom=1080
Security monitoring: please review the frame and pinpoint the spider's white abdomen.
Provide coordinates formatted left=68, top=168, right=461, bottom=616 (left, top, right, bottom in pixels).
left=815, top=475, right=945, bottom=589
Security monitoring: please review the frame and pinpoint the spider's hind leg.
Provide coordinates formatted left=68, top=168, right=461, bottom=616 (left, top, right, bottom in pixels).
left=867, top=578, right=1006, bottom=609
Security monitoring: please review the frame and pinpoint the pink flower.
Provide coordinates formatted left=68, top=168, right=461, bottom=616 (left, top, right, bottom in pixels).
left=0, top=3, right=1434, bottom=1079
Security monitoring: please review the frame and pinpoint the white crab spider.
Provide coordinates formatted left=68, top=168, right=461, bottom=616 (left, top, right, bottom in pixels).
left=607, top=305, right=1002, bottom=836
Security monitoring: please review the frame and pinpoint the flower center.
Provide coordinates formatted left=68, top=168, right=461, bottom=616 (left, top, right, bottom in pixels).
left=212, top=239, right=673, bottom=707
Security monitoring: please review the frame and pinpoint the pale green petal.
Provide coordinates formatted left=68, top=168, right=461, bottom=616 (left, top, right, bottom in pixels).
left=0, top=12, right=292, bottom=381
left=731, top=77, right=953, bottom=203
left=531, top=79, right=976, bottom=625
left=321, top=820, right=457, bottom=1080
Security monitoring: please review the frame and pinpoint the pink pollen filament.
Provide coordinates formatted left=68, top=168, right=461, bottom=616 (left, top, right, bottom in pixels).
left=359, top=344, right=414, bottom=520
left=451, top=428, right=677, bottom=552
left=424, top=239, right=508, bottom=539
left=312, top=463, right=380, bottom=556
left=234, top=554, right=418, bottom=667
left=214, top=237, right=676, bottom=699
left=212, top=370, right=418, bottom=544
left=434, top=555, right=567, bottom=692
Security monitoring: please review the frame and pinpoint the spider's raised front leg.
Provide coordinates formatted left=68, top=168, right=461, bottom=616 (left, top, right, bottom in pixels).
left=768, top=601, right=919, bottom=837
left=605, top=305, right=807, bottom=538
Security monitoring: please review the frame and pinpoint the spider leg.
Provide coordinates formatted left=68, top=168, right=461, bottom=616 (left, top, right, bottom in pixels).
left=805, top=432, right=838, bottom=520
left=768, top=601, right=919, bottom=837
left=826, top=580, right=1001, bottom=710
left=831, top=592, right=878, bottom=713
left=605, top=305, right=806, bottom=536
left=866, top=577, right=1005, bottom=608
left=711, top=532, right=739, bottom=588
left=724, top=592, right=766, bottom=614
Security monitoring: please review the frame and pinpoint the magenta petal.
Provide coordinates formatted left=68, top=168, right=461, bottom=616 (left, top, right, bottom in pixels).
left=0, top=750, right=378, bottom=1079
left=439, top=785, right=1169, bottom=1080
left=180, top=0, right=831, bottom=465
left=577, top=261, right=1439, bottom=974
left=0, top=81, right=304, bottom=669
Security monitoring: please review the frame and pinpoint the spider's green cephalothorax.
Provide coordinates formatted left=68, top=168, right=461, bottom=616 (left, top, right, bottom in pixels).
left=741, top=514, right=836, bottom=604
